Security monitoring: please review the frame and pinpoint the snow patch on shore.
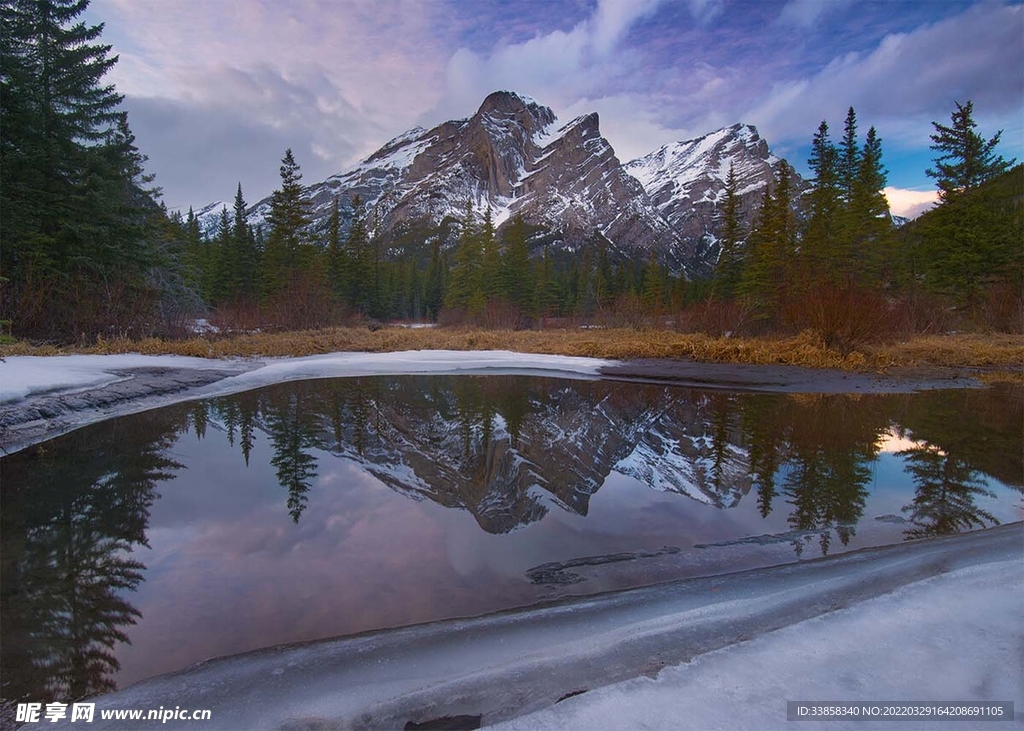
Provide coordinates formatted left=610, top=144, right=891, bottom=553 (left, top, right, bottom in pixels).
left=490, top=558, right=1023, bottom=730
left=0, top=354, right=230, bottom=403
left=0, top=350, right=612, bottom=406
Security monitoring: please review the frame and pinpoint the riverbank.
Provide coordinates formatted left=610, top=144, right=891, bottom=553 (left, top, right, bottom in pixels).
left=0, top=349, right=1001, bottom=455
left=2, top=327, right=1021, bottom=378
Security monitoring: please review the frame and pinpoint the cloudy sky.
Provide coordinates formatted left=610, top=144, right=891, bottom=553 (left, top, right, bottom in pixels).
left=85, top=0, right=1022, bottom=218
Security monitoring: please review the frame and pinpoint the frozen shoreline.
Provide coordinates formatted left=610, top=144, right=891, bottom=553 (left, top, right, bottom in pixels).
left=39, top=523, right=1022, bottom=730
left=0, top=350, right=982, bottom=455
left=0, top=351, right=610, bottom=454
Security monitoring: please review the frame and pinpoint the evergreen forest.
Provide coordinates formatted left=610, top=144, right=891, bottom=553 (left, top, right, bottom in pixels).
left=2, top=1, right=1020, bottom=347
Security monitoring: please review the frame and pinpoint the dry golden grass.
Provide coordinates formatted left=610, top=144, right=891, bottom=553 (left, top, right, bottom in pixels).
left=2, top=327, right=1021, bottom=376
left=874, top=333, right=1024, bottom=369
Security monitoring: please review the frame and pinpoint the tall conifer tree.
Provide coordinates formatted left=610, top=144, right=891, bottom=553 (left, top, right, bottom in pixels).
left=849, top=126, right=892, bottom=285
left=927, top=101, right=1014, bottom=201
left=804, top=120, right=841, bottom=281
left=501, top=215, right=533, bottom=313
left=740, top=162, right=796, bottom=323
left=839, top=107, right=861, bottom=204
left=263, top=149, right=310, bottom=296
left=326, top=196, right=347, bottom=301
left=231, top=183, right=258, bottom=299
left=345, top=195, right=371, bottom=312
left=445, top=200, right=483, bottom=313
left=1, top=0, right=169, bottom=337
left=712, top=163, right=745, bottom=299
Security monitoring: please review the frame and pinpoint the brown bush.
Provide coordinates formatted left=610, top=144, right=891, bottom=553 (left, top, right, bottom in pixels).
left=210, top=301, right=267, bottom=333
left=674, top=298, right=755, bottom=337
left=481, top=300, right=529, bottom=330
left=599, top=294, right=656, bottom=330
left=440, top=300, right=533, bottom=330
left=978, top=283, right=1023, bottom=334
left=262, top=271, right=336, bottom=331
left=893, top=291, right=962, bottom=335
left=781, top=284, right=896, bottom=355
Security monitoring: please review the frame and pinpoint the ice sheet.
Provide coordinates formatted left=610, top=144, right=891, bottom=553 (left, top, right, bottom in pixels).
left=0, top=351, right=611, bottom=405
left=0, top=354, right=230, bottom=403
left=492, top=558, right=1023, bottom=731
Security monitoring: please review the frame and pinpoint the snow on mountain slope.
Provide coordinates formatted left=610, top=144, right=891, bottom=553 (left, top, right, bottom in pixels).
left=625, top=124, right=806, bottom=273
left=198, top=91, right=689, bottom=270
left=195, top=96, right=807, bottom=275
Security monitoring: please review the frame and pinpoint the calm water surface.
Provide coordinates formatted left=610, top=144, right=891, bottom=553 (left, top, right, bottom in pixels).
left=2, top=376, right=1021, bottom=706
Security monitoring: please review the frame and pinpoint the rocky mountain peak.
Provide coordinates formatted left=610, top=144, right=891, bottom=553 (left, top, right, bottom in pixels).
left=624, top=123, right=806, bottom=273
left=478, top=90, right=550, bottom=118
left=196, top=93, right=805, bottom=277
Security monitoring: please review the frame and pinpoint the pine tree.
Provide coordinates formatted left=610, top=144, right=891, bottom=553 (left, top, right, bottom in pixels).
left=574, top=247, right=597, bottom=315
left=712, top=163, right=744, bottom=299
left=263, top=148, right=309, bottom=297
left=368, top=205, right=385, bottom=317
left=640, top=258, right=667, bottom=314
left=182, top=206, right=202, bottom=290
left=595, top=243, right=615, bottom=309
left=1, top=0, right=171, bottom=338
left=740, top=162, right=796, bottom=323
left=479, top=206, right=502, bottom=302
left=1, top=0, right=123, bottom=252
left=345, top=195, right=371, bottom=312
left=210, top=206, right=232, bottom=303
left=803, top=120, right=841, bottom=281
left=445, top=200, right=483, bottom=313
left=326, top=196, right=348, bottom=302
left=927, top=101, right=1014, bottom=201
left=838, top=107, right=861, bottom=204
left=500, top=214, right=534, bottom=313
left=848, top=126, right=892, bottom=286
left=919, top=102, right=1018, bottom=308
left=533, top=247, right=560, bottom=319
left=423, top=241, right=446, bottom=320
left=231, top=183, right=258, bottom=300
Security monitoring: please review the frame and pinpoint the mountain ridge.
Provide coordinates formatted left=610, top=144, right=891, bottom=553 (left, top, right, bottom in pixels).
left=197, top=91, right=805, bottom=276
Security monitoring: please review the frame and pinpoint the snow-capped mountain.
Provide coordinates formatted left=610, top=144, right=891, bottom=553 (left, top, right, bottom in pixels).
left=197, top=92, right=805, bottom=275
left=202, top=91, right=688, bottom=269
left=625, top=124, right=807, bottom=270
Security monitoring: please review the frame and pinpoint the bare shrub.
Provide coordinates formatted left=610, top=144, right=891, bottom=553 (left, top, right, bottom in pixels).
left=481, top=300, right=529, bottom=330
left=263, top=271, right=335, bottom=331
left=437, top=307, right=468, bottom=328
left=978, top=283, right=1023, bottom=333
left=674, top=298, right=755, bottom=337
left=600, top=294, right=653, bottom=329
left=782, top=284, right=895, bottom=354
left=894, top=292, right=963, bottom=335
left=210, top=301, right=268, bottom=333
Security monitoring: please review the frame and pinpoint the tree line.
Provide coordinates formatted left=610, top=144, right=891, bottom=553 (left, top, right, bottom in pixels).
left=1, top=0, right=1019, bottom=342
left=709, top=104, right=1019, bottom=344
left=174, top=165, right=690, bottom=329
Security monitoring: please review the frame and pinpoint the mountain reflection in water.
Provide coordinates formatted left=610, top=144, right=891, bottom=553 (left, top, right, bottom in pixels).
left=2, top=376, right=1020, bottom=709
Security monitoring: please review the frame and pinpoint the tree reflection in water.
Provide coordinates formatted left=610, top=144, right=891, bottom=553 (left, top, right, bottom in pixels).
left=899, top=446, right=999, bottom=538
left=1, top=414, right=185, bottom=706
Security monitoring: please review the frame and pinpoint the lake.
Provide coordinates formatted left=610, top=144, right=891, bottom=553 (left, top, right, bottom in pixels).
left=2, top=375, right=1020, bottom=708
